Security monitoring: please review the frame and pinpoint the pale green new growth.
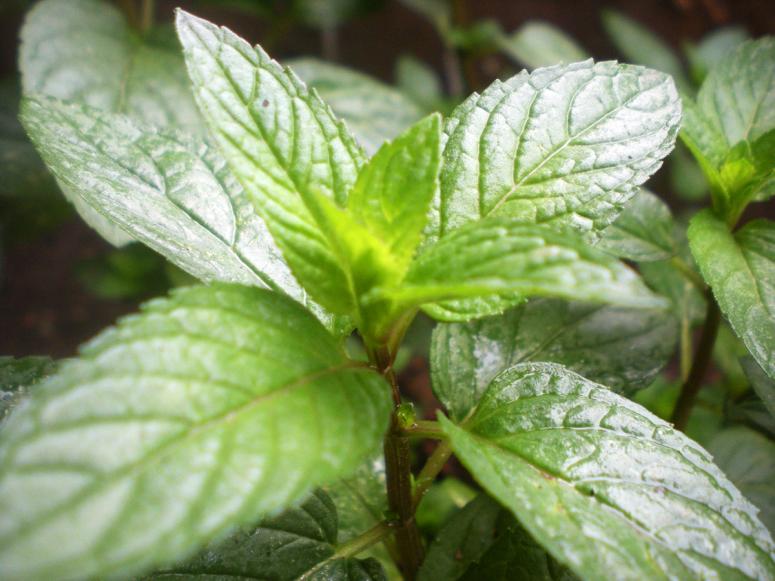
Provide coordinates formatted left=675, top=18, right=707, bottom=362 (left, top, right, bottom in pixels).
left=0, top=285, right=391, bottom=580
left=441, top=363, right=775, bottom=580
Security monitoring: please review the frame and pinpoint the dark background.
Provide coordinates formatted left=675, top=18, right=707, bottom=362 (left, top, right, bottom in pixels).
left=1, top=0, right=774, bottom=358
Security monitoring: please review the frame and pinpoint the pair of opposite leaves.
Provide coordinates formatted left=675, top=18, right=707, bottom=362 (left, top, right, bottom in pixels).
left=5, top=7, right=774, bottom=581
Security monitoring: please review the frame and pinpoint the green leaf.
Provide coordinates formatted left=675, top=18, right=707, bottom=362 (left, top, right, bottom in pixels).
left=0, top=356, right=56, bottom=422
left=19, top=0, right=204, bottom=246
left=0, top=284, right=391, bottom=580
left=177, top=11, right=366, bottom=316
left=432, top=298, right=677, bottom=420
left=668, top=143, right=709, bottom=201
left=709, top=427, right=775, bottom=535
left=685, top=27, right=751, bottom=85
left=601, top=10, right=691, bottom=93
left=349, top=114, right=441, bottom=273
left=598, top=189, right=676, bottom=262
left=290, top=58, right=427, bottom=155
left=419, top=494, right=576, bottom=581
left=384, top=216, right=667, bottom=322
left=441, top=362, right=775, bottom=580
left=742, top=357, right=775, bottom=419
left=415, top=478, right=476, bottom=533
left=426, top=60, right=681, bottom=245
left=395, top=56, right=443, bottom=112
left=20, top=96, right=341, bottom=333
left=688, top=210, right=775, bottom=380
left=147, top=489, right=387, bottom=580
left=499, top=21, right=588, bottom=70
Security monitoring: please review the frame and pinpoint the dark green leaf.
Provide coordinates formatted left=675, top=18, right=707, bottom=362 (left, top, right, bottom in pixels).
left=432, top=298, right=677, bottom=420
left=742, top=357, right=775, bottom=419
left=688, top=211, right=775, bottom=380
left=177, top=10, right=365, bottom=315
left=415, top=478, right=476, bottom=533
left=598, top=189, right=676, bottom=262
left=0, top=356, right=56, bottom=422
left=426, top=59, right=681, bottom=245
left=0, top=284, right=391, bottom=580
left=709, top=427, right=775, bottom=535
left=441, top=362, right=775, bottom=579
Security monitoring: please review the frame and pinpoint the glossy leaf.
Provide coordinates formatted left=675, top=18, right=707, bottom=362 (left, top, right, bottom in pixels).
left=0, top=284, right=391, bottom=580
left=601, top=10, right=691, bottom=93
left=742, top=357, right=775, bottom=419
left=709, top=427, right=775, bottom=535
left=19, top=0, right=203, bottom=245
left=19, top=96, right=342, bottom=331
left=177, top=10, right=365, bottom=315
left=385, top=216, right=667, bottom=322
left=147, top=489, right=386, bottom=581
left=598, top=189, right=676, bottom=262
left=349, top=114, right=441, bottom=273
left=426, top=60, right=681, bottom=244
left=432, top=298, right=677, bottom=420
left=441, top=362, right=775, bottom=580
left=500, top=21, right=588, bottom=70
left=688, top=211, right=775, bottom=380
left=290, top=58, right=426, bottom=154
left=0, top=356, right=55, bottom=422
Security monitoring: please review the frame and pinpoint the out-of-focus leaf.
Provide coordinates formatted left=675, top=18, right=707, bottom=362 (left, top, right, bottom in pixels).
left=500, top=21, right=588, bottom=69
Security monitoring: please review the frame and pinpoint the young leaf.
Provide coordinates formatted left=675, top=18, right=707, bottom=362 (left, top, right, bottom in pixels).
left=349, top=114, right=442, bottom=273
left=290, top=58, right=427, bottom=154
left=708, top=427, right=775, bottom=535
left=147, top=489, right=387, bottom=581
left=499, top=21, right=588, bottom=70
left=20, top=96, right=341, bottom=332
left=426, top=59, right=681, bottom=244
left=688, top=211, right=775, bottom=380
left=0, top=356, right=56, bottom=422
left=598, top=189, right=676, bottom=262
left=601, top=10, right=691, bottom=93
left=19, top=0, right=203, bottom=246
left=432, top=298, right=677, bottom=420
left=440, top=362, right=775, bottom=580
left=0, top=284, right=391, bottom=580
left=382, top=216, right=667, bottom=322
left=176, top=10, right=366, bottom=315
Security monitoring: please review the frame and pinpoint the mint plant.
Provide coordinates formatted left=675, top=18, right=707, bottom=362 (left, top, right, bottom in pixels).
left=2, top=5, right=775, bottom=581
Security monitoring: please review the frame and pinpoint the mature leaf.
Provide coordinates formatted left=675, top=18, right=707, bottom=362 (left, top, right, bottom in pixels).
left=0, top=285, right=391, bottom=580
left=148, top=489, right=387, bottom=581
left=685, top=27, right=751, bottom=85
left=20, top=96, right=341, bottom=331
left=432, top=298, right=677, bottom=420
left=177, top=11, right=366, bottom=315
left=689, top=211, right=775, bottom=380
left=598, top=189, right=676, bottom=262
left=426, top=59, right=681, bottom=245
left=499, top=21, right=588, bottom=70
left=601, top=10, right=691, bottom=93
left=709, top=428, right=775, bottom=535
left=420, top=494, right=576, bottom=581
left=383, top=216, right=667, bottom=322
left=441, top=362, right=775, bottom=580
left=0, top=356, right=56, bottom=422
left=325, top=456, right=387, bottom=543
left=19, top=0, right=203, bottom=246
left=415, top=478, right=476, bottom=534
left=742, top=357, right=775, bottom=419
left=349, top=114, right=441, bottom=273
left=395, top=56, right=443, bottom=112
left=290, top=58, right=427, bottom=154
